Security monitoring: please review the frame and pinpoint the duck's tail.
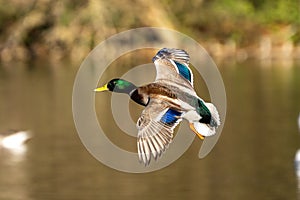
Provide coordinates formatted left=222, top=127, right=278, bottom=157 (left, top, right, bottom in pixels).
left=192, top=103, right=220, bottom=138
left=205, top=103, right=220, bottom=127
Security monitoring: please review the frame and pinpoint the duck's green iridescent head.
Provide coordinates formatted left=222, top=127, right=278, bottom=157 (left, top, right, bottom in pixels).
left=94, top=78, right=137, bottom=94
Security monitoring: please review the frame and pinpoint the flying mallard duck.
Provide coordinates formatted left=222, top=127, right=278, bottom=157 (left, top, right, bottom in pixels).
left=95, top=48, right=220, bottom=165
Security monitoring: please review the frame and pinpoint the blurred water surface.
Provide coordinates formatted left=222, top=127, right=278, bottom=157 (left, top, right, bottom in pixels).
left=0, top=58, right=299, bottom=200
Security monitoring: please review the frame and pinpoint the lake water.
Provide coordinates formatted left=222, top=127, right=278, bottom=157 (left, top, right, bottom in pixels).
left=0, top=58, right=299, bottom=200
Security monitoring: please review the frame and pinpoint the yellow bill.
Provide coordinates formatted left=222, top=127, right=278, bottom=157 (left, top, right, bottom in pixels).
left=94, top=84, right=108, bottom=92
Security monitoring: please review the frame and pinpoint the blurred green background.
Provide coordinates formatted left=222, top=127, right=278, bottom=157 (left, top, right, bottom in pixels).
left=0, top=0, right=299, bottom=62
left=0, top=1, right=300, bottom=200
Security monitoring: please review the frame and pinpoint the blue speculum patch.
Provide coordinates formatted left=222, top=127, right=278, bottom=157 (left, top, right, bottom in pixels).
left=160, top=109, right=181, bottom=124
left=174, top=61, right=192, bottom=82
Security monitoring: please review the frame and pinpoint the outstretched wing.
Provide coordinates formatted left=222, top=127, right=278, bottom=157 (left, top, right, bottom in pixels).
left=152, top=48, right=194, bottom=88
left=136, top=99, right=182, bottom=165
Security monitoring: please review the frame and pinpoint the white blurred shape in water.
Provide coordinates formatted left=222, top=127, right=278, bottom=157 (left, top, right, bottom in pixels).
left=0, top=130, right=32, bottom=154
left=295, top=114, right=300, bottom=179
left=295, top=150, right=300, bottom=178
